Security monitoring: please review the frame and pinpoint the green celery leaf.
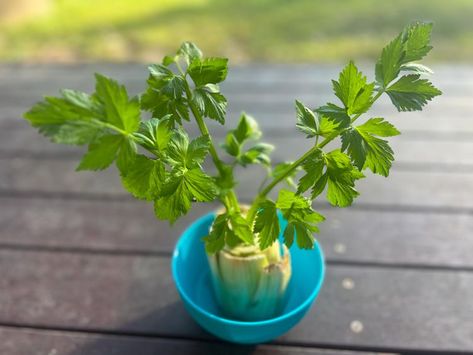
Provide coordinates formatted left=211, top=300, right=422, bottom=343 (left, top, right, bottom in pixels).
left=276, top=189, right=310, bottom=210
left=228, top=213, right=254, bottom=245
left=376, top=22, right=434, bottom=88
left=148, top=64, right=185, bottom=99
left=76, top=134, right=124, bottom=171
left=166, top=129, right=210, bottom=169
left=316, top=103, right=351, bottom=129
left=386, top=74, right=442, bottom=111
left=165, top=129, right=189, bottom=166
left=401, top=22, right=433, bottom=63
left=24, top=90, right=104, bottom=145
left=121, top=154, right=164, bottom=200
left=193, top=84, right=227, bottom=124
left=155, top=167, right=217, bottom=223
left=276, top=190, right=324, bottom=249
left=297, top=149, right=325, bottom=194
left=233, top=113, right=261, bottom=143
left=94, top=74, right=140, bottom=133
left=325, top=150, right=364, bottom=207
left=238, top=143, right=273, bottom=167
left=332, top=61, right=374, bottom=115
left=342, top=118, right=400, bottom=174
left=202, top=211, right=253, bottom=252
left=357, top=117, right=400, bottom=137
left=222, top=132, right=240, bottom=157
left=375, top=33, right=404, bottom=88
left=183, top=168, right=218, bottom=201
left=254, top=200, right=280, bottom=249
left=202, top=214, right=227, bottom=253
left=133, top=116, right=172, bottom=153
left=188, top=57, right=228, bottom=87
left=341, top=128, right=367, bottom=171
left=318, top=116, right=340, bottom=138
left=141, top=77, right=189, bottom=125
left=295, top=100, right=319, bottom=137
left=187, top=135, right=211, bottom=167
left=116, top=137, right=137, bottom=173
left=177, top=42, right=203, bottom=65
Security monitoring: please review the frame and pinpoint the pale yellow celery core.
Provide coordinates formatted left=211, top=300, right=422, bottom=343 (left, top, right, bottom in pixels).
left=206, top=206, right=292, bottom=321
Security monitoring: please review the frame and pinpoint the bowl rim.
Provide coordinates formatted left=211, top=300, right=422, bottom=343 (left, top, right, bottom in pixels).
left=171, top=211, right=325, bottom=327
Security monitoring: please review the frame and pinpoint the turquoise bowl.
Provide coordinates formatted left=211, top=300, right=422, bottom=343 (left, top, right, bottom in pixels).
left=171, top=211, right=325, bottom=344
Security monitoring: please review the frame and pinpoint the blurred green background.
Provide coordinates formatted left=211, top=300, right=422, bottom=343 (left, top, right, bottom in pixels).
left=1, top=0, right=472, bottom=63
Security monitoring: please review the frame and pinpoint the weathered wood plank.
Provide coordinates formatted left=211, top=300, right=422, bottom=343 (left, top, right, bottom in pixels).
left=0, top=327, right=387, bottom=355
left=2, top=197, right=473, bottom=269
left=1, top=158, right=473, bottom=209
left=0, top=250, right=472, bottom=352
left=2, top=128, right=473, bottom=169
left=0, top=63, right=472, bottom=88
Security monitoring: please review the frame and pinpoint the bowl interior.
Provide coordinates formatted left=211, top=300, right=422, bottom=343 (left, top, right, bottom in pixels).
left=172, top=212, right=325, bottom=324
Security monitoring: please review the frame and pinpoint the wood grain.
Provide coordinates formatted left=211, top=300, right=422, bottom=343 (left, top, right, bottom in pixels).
left=0, top=327, right=390, bottom=355
left=0, top=250, right=472, bottom=352
left=1, top=197, right=473, bottom=269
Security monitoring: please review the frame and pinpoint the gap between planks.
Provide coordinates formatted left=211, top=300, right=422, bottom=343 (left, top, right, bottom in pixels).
left=0, top=322, right=468, bottom=355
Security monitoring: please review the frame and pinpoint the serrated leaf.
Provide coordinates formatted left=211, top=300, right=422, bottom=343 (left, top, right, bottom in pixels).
left=177, top=42, right=203, bottom=65
left=24, top=91, right=103, bottom=145
left=341, top=128, right=367, bottom=170
left=332, top=61, right=374, bottom=115
left=376, top=22, right=434, bottom=88
left=357, top=117, right=400, bottom=137
left=375, top=33, right=404, bottom=88
left=239, top=143, right=273, bottom=167
left=116, top=137, right=137, bottom=173
left=148, top=64, right=186, bottom=99
left=141, top=76, right=189, bottom=125
left=121, top=154, right=164, bottom=200
left=276, top=190, right=324, bottom=249
left=202, top=214, right=227, bottom=253
left=155, top=167, right=217, bottom=223
left=295, top=100, right=319, bottom=137
left=76, top=134, right=124, bottom=171
left=318, top=116, right=340, bottom=138
left=222, top=132, right=240, bottom=157
left=188, top=57, right=228, bottom=87
left=193, top=84, right=227, bottom=124
left=41, top=121, right=102, bottom=145
left=254, top=200, right=280, bottom=250
left=401, top=22, right=433, bottom=63
left=297, top=150, right=325, bottom=194
left=325, top=150, right=364, bottom=207
left=187, top=135, right=211, bottom=167
left=228, top=213, right=254, bottom=245
left=133, top=116, right=172, bottom=153
left=233, top=113, right=261, bottom=143
left=165, top=129, right=210, bottom=169
left=202, top=211, right=253, bottom=253
left=316, top=103, right=351, bottom=129
left=342, top=118, right=399, bottom=176
left=94, top=74, right=140, bottom=133
left=386, top=74, right=442, bottom=111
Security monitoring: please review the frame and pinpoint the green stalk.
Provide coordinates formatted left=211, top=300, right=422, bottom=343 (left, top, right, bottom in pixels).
left=246, top=90, right=384, bottom=224
left=182, top=79, right=241, bottom=214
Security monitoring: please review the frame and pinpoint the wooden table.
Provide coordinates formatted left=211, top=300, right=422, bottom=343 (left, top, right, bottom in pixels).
left=1, top=64, right=472, bottom=354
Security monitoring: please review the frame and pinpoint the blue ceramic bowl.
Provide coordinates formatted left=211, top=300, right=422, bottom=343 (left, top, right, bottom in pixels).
left=171, top=212, right=325, bottom=344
